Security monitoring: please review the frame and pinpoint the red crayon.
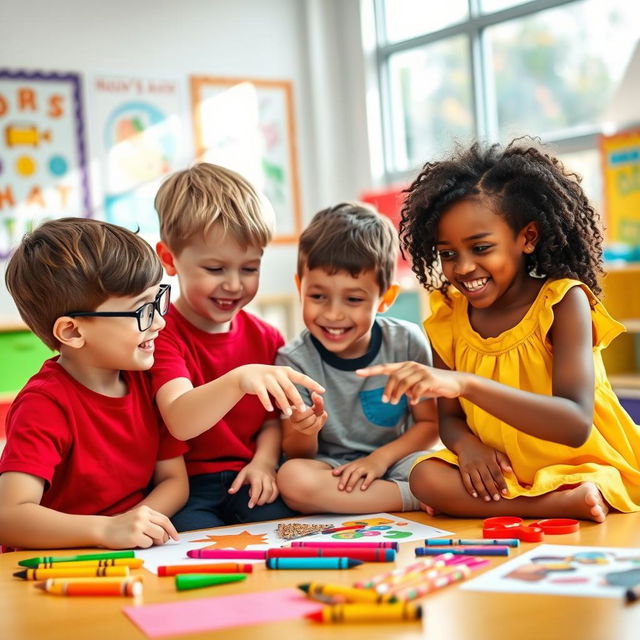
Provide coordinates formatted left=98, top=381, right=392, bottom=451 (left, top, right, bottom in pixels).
left=291, top=541, right=399, bottom=550
left=266, top=547, right=396, bottom=562
left=186, top=549, right=266, bottom=560
left=157, top=563, right=253, bottom=576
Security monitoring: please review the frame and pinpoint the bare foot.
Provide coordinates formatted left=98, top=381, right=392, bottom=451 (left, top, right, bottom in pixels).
left=563, top=483, right=609, bottom=523
left=420, top=502, right=439, bottom=517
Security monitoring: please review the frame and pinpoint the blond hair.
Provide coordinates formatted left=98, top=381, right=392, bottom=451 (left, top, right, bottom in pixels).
left=297, top=202, right=399, bottom=293
left=154, top=163, right=273, bottom=254
left=5, top=218, right=163, bottom=350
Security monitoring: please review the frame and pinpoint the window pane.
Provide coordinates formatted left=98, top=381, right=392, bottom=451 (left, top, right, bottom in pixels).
left=556, top=148, right=603, bottom=213
left=481, top=0, right=527, bottom=13
left=383, top=0, right=468, bottom=43
left=486, top=0, right=639, bottom=141
left=388, top=36, right=474, bottom=172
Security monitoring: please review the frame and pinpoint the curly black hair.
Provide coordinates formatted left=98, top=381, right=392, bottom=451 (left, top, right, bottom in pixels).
left=399, top=137, right=604, bottom=296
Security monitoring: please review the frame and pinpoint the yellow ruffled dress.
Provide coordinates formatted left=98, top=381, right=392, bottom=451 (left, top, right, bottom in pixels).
left=420, top=278, right=640, bottom=512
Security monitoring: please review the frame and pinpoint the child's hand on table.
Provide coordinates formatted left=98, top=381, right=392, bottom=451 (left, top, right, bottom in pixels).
left=101, top=505, right=179, bottom=548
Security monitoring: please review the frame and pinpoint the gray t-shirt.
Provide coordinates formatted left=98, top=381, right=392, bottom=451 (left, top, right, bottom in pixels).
left=276, top=316, right=433, bottom=462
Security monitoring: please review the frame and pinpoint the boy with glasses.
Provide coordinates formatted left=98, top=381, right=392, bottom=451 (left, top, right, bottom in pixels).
left=0, top=218, right=188, bottom=549
left=151, top=163, right=324, bottom=530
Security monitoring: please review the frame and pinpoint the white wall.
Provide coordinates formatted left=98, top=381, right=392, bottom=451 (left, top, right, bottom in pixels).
left=0, top=0, right=374, bottom=325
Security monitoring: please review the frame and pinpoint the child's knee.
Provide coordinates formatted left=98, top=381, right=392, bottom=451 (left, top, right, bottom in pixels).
left=409, top=459, right=447, bottom=506
left=277, top=459, right=323, bottom=511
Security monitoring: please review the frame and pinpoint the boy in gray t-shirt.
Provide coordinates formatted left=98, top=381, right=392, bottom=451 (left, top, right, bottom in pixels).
left=276, top=203, right=439, bottom=513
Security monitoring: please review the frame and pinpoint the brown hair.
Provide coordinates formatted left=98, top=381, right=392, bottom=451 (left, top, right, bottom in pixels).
left=5, top=217, right=163, bottom=350
left=154, top=162, right=273, bottom=255
left=297, top=202, right=399, bottom=293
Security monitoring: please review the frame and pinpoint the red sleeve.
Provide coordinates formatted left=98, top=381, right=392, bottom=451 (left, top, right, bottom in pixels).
left=0, top=391, right=71, bottom=484
left=149, top=331, right=192, bottom=396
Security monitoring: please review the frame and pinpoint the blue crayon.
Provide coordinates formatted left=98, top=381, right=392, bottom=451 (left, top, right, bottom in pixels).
left=425, top=538, right=519, bottom=548
left=266, top=557, right=363, bottom=570
left=416, top=546, right=509, bottom=557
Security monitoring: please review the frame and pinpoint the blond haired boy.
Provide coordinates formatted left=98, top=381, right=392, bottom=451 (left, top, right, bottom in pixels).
left=152, top=163, right=324, bottom=530
left=276, top=203, right=439, bottom=513
left=0, top=218, right=188, bottom=549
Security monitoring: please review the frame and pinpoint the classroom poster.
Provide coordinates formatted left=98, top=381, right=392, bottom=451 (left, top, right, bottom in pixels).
left=0, top=69, right=90, bottom=259
left=600, top=129, right=640, bottom=244
left=90, top=74, right=188, bottom=240
left=462, top=544, right=640, bottom=598
left=190, top=76, right=302, bottom=243
left=135, top=512, right=452, bottom=574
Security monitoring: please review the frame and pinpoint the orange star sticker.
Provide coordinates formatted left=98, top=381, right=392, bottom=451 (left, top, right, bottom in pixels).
left=191, top=530, right=269, bottom=550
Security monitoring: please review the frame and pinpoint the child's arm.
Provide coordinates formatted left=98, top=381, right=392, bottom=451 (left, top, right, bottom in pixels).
left=0, top=472, right=178, bottom=549
left=359, top=288, right=595, bottom=448
left=228, top=418, right=281, bottom=507
left=156, top=364, right=325, bottom=440
left=281, top=391, right=327, bottom=458
left=137, top=456, right=189, bottom=517
left=331, top=397, right=439, bottom=492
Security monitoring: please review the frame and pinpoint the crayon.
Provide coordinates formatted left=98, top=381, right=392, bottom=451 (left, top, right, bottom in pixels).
left=158, top=562, right=253, bottom=576
left=292, top=541, right=399, bottom=550
left=625, top=584, right=640, bottom=603
left=298, top=582, right=396, bottom=604
left=175, top=573, right=247, bottom=591
left=306, top=602, right=422, bottom=623
left=35, top=576, right=142, bottom=597
left=186, top=549, right=266, bottom=560
left=32, top=558, right=144, bottom=569
left=392, top=566, right=471, bottom=601
left=353, top=557, right=453, bottom=589
left=266, top=557, right=363, bottom=570
left=19, top=551, right=136, bottom=568
left=14, top=566, right=130, bottom=580
left=415, top=546, right=509, bottom=557
left=266, top=548, right=396, bottom=562
left=426, top=538, right=519, bottom=548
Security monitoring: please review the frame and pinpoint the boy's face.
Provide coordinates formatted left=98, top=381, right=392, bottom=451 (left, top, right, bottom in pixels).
left=299, top=266, right=385, bottom=359
left=75, top=284, right=166, bottom=371
left=168, top=226, right=263, bottom=332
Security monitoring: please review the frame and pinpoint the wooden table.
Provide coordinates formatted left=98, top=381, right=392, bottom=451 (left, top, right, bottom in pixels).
left=2, top=511, right=640, bottom=640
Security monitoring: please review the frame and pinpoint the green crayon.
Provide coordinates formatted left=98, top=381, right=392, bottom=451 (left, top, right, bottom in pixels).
left=175, top=573, right=248, bottom=591
left=19, top=551, right=135, bottom=568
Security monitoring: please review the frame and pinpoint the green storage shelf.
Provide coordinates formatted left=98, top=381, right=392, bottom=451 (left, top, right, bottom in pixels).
left=0, top=330, right=53, bottom=394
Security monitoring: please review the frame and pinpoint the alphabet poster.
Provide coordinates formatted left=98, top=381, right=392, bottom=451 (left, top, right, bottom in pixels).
left=0, top=69, right=90, bottom=259
left=135, top=512, right=451, bottom=574
left=90, top=74, right=188, bottom=240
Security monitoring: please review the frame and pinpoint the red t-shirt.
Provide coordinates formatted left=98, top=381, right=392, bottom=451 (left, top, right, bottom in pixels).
left=149, top=307, right=284, bottom=476
left=0, top=358, right=186, bottom=516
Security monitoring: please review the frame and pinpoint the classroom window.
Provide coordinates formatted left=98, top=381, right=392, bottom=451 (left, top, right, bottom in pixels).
left=373, top=0, right=639, bottom=203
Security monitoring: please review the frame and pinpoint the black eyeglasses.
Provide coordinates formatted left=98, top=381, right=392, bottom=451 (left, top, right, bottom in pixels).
left=67, top=284, right=171, bottom=332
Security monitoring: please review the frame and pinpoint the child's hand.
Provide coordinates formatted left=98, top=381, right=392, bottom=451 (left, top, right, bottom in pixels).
left=235, top=365, right=325, bottom=417
left=456, top=440, right=512, bottom=501
left=289, top=391, right=327, bottom=435
left=332, top=454, right=388, bottom=492
left=357, top=361, right=464, bottom=404
left=100, top=505, right=179, bottom=548
left=228, top=460, right=279, bottom=508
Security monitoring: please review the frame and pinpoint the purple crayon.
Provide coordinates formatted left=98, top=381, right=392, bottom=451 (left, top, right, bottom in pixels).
left=416, top=546, right=509, bottom=557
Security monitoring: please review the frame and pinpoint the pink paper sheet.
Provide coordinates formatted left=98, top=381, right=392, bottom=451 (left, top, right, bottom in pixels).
left=123, top=588, right=322, bottom=637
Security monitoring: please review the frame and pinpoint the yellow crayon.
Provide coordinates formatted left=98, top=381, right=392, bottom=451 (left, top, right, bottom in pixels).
left=36, top=576, right=143, bottom=597
left=299, top=582, right=396, bottom=604
left=306, top=602, right=423, bottom=623
left=14, top=566, right=130, bottom=580
left=33, top=558, right=143, bottom=569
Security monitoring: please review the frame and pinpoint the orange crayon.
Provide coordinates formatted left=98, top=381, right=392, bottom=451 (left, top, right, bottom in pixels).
left=157, top=563, right=253, bottom=576
left=14, top=567, right=130, bottom=580
left=36, top=577, right=143, bottom=597
left=306, top=602, right=423, bottom=623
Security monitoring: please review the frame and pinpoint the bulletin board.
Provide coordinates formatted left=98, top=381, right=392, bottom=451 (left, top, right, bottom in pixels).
left=600, top=128, right=640, bottom=244
left=190, top=76, right=302, bottom=243
left=0, top=69, right=91, bottom=259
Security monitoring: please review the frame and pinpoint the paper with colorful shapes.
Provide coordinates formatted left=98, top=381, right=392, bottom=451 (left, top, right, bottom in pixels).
left=135, top=512, right=451, bottom=574
left=462, top=544, right=640, bottom=598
